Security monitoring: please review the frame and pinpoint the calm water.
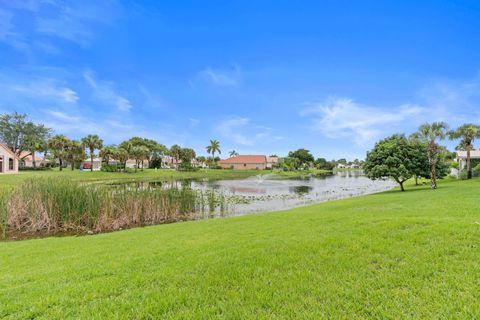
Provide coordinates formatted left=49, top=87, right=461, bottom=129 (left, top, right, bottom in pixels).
left=110, top=171, right=395, bottom=217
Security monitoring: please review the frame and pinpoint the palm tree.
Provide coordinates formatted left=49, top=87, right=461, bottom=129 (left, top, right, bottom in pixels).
left=66, top=140, right=86, bottom=171
left=47, top=135, right=71, bottom=171
left=100, top=145, right=117, bottom=164
left=81, top=135, right=103, bottom=172
left=416, top=122, right=448, bottom=189
left=229, top=150, right=239, bottom=157
left=114, top=147, right=129, bottom=172
left=449, top=124, right=480, bottom=179
left=131, top=146, right=149, bottom=172
left=169, top=144, right=182, bottom=169
left=206, top=139, right=221, bottom=165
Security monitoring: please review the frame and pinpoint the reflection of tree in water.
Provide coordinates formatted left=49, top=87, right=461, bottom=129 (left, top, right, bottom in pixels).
left=291, top=185, right=313, bottom=196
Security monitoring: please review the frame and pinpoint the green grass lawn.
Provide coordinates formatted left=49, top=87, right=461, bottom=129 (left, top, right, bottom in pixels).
left=1, top=178, right=479, bottom=318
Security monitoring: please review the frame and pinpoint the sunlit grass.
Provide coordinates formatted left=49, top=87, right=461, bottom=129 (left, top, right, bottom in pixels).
left=1, top=178, right=479, bottom=318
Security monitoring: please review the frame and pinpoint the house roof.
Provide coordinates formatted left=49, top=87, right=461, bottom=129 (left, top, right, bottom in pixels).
left=19, top=151, right=45, bottom=161
left=456, top=150, right=480, bottom=159
left=219, top=155, right=267, bottom=164
left=0, top=143, right=19, bottom=159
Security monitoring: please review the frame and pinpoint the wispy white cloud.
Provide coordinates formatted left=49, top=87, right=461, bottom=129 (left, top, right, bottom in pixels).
left=198, top=65, right=241, bottom=87
left=10, top=79, right=78, bottom=103
left=45, top=110, right=80, bottom=121
left=35, top=1, right=122, bottom=46
left=0, top=8, right=28, bottom=51
left=216, top=117, right=254, bottom=146
left=215, top=116, right=272, bottom=147
left=84, top=71, right=132, bottom=111
left=189, top=118, right=200, bottom=127
left=301, top=97, right=425, bottom=146
left=0, top=0, right=122, bottom=53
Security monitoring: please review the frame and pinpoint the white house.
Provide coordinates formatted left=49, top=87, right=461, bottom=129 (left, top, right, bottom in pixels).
left=0, top=143, right=19, bottom=174
left=456, top=150, right=480, bottom=170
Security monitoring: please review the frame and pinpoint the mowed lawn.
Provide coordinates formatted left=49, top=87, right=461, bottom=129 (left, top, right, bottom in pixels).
left=1, top=178, right=480, bottom=319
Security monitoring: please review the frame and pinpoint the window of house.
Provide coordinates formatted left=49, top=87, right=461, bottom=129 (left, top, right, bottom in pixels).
left=9, top=158, right=14, bottom=170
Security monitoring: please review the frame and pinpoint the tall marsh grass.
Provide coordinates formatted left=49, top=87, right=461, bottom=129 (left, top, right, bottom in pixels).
left=3, top=177, right=224, bottom=238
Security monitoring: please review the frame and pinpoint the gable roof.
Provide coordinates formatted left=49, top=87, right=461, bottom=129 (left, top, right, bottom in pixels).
left=219, top=155, right=267, bottom=164
left=0, top=143, right=19, bottom=159
left=19, top=151, right=45, bottom=161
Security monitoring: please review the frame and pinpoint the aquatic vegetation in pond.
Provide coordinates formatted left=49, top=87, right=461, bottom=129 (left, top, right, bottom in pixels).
left=1, top=172, right=395, bottom=240
left=2, top=178, right=230, bottom=238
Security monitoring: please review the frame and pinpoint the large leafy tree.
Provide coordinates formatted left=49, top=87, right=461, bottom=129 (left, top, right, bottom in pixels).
left=23, top=122, right=51, bottom=168
left=288, top=148, right=315, bottom=169
left=415, top=122, right=448, bottom=189
left=206, top=139, right=221, bottom=164
left=48, top=135, right=71, bottom=171
left=180, top=148, right=196, bottom=164
left=120, top=137, right=167, bottom=168
left=364, top=134, right=414, bottom=192
left=449, top=124, right=480, bottom=179
left=0, top=112, right=51, bottom=159
left=408, top=137, right=449, bottom=185
left=81, top=135, right=103, bottom=172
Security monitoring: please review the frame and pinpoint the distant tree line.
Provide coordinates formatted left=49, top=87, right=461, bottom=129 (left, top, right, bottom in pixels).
left=0, top=112, right=223, bottom=172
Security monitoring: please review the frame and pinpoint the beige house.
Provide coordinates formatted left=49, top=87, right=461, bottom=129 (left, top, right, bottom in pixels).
left=218, top=155, right=268, bottom=170
left=19, top=151, right=47, bottom=168
left=0, top=143, right=19, bottom=174
left=266, top=156, right=279, bottom=169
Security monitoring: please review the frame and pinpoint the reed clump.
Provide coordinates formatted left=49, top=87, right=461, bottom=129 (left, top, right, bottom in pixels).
left=3, top=177, right=212, bottom=237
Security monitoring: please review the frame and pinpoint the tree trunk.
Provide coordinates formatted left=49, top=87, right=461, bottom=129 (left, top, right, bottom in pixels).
left=32, top=151, right=36, bottom=169
left=399, top=180, right=405, bottom=192
left=428, top=146, right=437, bottom=189
left=59, top=158, right=63, bottom=171
left=135, top=160, right=138, bottom=173
left=467, top=149, right=472, bottom=179
left=90, top=152, right=94, bottom=172
left=430, top=161, right=437, bottom=189
left=71, top=162, right=75, bottom=170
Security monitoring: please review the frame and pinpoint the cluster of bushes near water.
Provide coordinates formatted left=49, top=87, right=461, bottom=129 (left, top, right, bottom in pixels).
left=0, top=178, right=226, bottom=239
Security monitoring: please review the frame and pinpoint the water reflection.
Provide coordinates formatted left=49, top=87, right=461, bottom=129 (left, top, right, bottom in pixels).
left=108, top=172, right=395, bottom=217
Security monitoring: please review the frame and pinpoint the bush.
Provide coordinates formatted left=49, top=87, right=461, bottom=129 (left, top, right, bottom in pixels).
left=178, top=162, right=198, bottom=172
left=100, top=164, right=118, bottom=172
left=19, top=167, right=52, bottom=171
left=450, top=162, right=459, bottom=169
left=149, top=158, right=162, bottom=169
left=459, top=170, right=469, bottom=180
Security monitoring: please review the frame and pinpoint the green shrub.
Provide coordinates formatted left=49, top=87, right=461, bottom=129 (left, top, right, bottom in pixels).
left=100, top=164, right=118, bottom=172
left=459, top=170, right=469, bottom=180
left=450, top=161, right=459, bottom=169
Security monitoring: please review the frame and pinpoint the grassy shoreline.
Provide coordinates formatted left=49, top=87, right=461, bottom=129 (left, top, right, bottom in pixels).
left=1, top=178, right=478, bottom=318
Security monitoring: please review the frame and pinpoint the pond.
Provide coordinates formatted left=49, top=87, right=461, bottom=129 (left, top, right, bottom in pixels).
left=109, top=171, right=396, bottom=218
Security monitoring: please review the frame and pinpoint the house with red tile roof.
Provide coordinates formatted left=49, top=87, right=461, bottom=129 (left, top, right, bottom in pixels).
left=218, top=155, right=268, bottom=170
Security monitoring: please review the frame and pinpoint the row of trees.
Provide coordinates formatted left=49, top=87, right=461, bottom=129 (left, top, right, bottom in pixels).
left=365, top=122, right=480, bottom=191
left=0, top=112, right=226, bottom=172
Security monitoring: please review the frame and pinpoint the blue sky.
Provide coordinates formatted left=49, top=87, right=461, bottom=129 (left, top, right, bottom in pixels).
left=1, top=0, right=480, bottom=159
